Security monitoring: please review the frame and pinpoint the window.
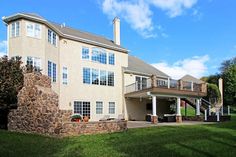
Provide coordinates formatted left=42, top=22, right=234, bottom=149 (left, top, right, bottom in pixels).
left=96, top=101, right=103, bottom=114
left=48, top=61, right=56, bottom=82
left=11, top=21, right=20, bottom=37
left=136, top=76, right=148, bottom=90
left=100, top=70, right=107, bottom=85
left=83, top=68, right=90, bottom=84
left=83, top=68, right=114, bottom=87
left=109, top=53, right=115, bottom=65
left=108, top=71, right=114, bottom=86
left=26, top=56, right=41, bottom=71
left=92, top=48, right=107, bottom=64
left=62, top=67, right=68, bottom=85
left=74, top=101, right=90, bottom=118
left=48, top=29, right=57, bottom=46
left=26, top=22, right=41, bottom=38
left=92, top=69, right=99, bottom=85
left=109, top=102, right=115, bottom=114
left=82, top=47, right=89, bottom=60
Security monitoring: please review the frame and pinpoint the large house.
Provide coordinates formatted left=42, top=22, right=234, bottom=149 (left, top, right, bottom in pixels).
left=2, top=13, right=207, bottom=123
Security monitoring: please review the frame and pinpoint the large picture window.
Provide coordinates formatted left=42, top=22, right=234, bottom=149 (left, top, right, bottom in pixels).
left=74, top=101, right=90, bottom=118
left=92, top=48, right=107, bottom=64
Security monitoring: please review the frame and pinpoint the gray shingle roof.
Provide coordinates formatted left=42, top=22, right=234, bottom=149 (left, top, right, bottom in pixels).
left=125, top=56, right=169, bottom=78
left=181, top=75, right=205, bottom=84
left=2, top=13, right=127, bottom=53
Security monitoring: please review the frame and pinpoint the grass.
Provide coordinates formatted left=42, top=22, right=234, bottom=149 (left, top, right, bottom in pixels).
left=0, top=115, right=236, bottom=157
left=181, top=105, right=196, bottom=116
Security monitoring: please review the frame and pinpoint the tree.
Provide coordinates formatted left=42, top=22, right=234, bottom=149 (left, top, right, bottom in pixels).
left=222, top=64, right=236, bottom=106
left=0, top=56, right=24, bottom=109
left=201, top=74, right=220, bottom=85
left=204, top=83, right=221, bottom=105
left=220, top=57, right=236, bottom=73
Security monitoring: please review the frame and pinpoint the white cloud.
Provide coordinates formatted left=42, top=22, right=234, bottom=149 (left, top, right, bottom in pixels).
left=0, top=40, right=7, bottom=57
left=152, top=55, right=209, bottom=79
left=101, top=0, right=198, bottom=38
left=102, top=0, right=155, bottom=38
left=149, top=0, right=198, bottom=18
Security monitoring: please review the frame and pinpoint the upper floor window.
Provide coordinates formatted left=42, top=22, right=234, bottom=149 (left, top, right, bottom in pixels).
left=48, top=61, right=56, bottom=82
left=48, top=29, right=57, bottom=46
left=26, top=56, right=41, bottom=71
left=109, top=53, right=115, bottom=65
left=82, top=68, right=114, bottom=87
left=11, top=21, right=20, bottom=37
left=26, top=22, right=41, bottom=38
left=92, top=48, right=107, bottom=64
left=62, top=67, right=68, bottom=85
left=82, top=47, right=89, bottom=60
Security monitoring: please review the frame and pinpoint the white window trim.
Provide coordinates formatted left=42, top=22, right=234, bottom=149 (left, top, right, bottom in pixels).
left=62, top=67, right=68, bottom=85
left=48, top=29, right=57, bottom=47
left=108, top=102, right=116, bottom=114
left=11, top=21, right=20, bottom=38
left=96, top=101, right=103, bottom=114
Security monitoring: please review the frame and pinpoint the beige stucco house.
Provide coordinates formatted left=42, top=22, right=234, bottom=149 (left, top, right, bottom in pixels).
left=2, top=13, right=207, bottom=123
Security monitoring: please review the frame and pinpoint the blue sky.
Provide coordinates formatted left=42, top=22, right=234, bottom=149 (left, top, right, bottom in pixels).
left=0, top=0, right=235, bottom=79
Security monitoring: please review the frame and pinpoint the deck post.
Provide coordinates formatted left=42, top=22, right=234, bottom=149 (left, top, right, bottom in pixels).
left=167, top=77, right=170, bottom=88
left=176, top=97, right=182, bottom=123
left=216, top=111, right=220, bottom=122
left=151, top=95, right=158, bottom=123
left=208, top=105, right=211, bottom=116
left=191, top=81, right=194, bottom=91
left=204, top=110, right=207, bottom=121
left=228, top=105, right=230, bottom=115
left=196, top=99, right=200, bottom=116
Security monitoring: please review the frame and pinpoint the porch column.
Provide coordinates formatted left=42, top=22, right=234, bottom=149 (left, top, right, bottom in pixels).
left=151, top=95, right=158, bottom=123
left=176, top=97, right=182, bottom=123
left=196, top=99, right=200, bottom=116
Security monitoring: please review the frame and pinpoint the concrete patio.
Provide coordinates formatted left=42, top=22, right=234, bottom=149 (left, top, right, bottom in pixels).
left=127, top=121, right=216, bottom=129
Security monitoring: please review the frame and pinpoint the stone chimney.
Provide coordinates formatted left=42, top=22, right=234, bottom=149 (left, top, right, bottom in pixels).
left=113, top=17, right=120, bottom=45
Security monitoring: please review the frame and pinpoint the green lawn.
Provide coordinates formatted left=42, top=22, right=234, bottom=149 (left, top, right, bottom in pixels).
left=181, top=105, right=196, bottom=116
left=1, top=115, right=236, bottom=157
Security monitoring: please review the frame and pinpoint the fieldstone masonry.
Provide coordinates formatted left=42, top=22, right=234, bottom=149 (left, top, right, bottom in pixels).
left=8, top=73, right=127, bottom=136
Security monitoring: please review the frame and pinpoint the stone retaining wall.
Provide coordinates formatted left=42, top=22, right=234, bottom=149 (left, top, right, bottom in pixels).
left=8, top=73, right=127, bottom=136
left=60, top=120, right=127, bottom=136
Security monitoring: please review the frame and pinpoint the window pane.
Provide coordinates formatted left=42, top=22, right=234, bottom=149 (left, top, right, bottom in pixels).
left=16, top=22, right=20, bottom=36
left=83, top=68, right=90, bottom=84
left=53, top=63, right=56, bottom=82
left=100, top=52, right=107, bottom=64
left=109, top=53, right=115, bottom=65
left=96, top=101, right=103, bottom=114
left=48, top=61, right=52, bottom=78
left=27, top=23, right=34, bottom=37
left=109, top=102, right=115, bottom=114
left=26, top=56, right=33, bottom=66
left=82, top=47, right=89, bottom=59
left=92, top=69, right=99, bottom=85
left=34, top=24, right=41, bottom=38
left=62, top=67, right=68, bottom=85
left=92, top=49, right=99, bottom=62
left=108, top=71, right=114, bottom=86
left=74, top=101, right=82, bottom=115
left=100, top=70, right=107, bottom=85
left=53, top=32, right=57, bottom=45
left=11, top=23, right=15, bottom=37
left=82, top=102, right=90, bottom=118
left=48, top=30, right=52, bottom=43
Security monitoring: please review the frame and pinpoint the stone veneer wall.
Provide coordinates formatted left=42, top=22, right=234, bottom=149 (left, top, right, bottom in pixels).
left=8, top=73, right=127, bottom=136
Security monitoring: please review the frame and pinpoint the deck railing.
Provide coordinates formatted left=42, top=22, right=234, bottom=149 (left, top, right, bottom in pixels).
left=125, top=75, right=207, bottom=94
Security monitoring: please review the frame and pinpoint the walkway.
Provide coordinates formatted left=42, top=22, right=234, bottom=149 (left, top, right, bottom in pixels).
left=127, top=121, right=216, bottom=129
